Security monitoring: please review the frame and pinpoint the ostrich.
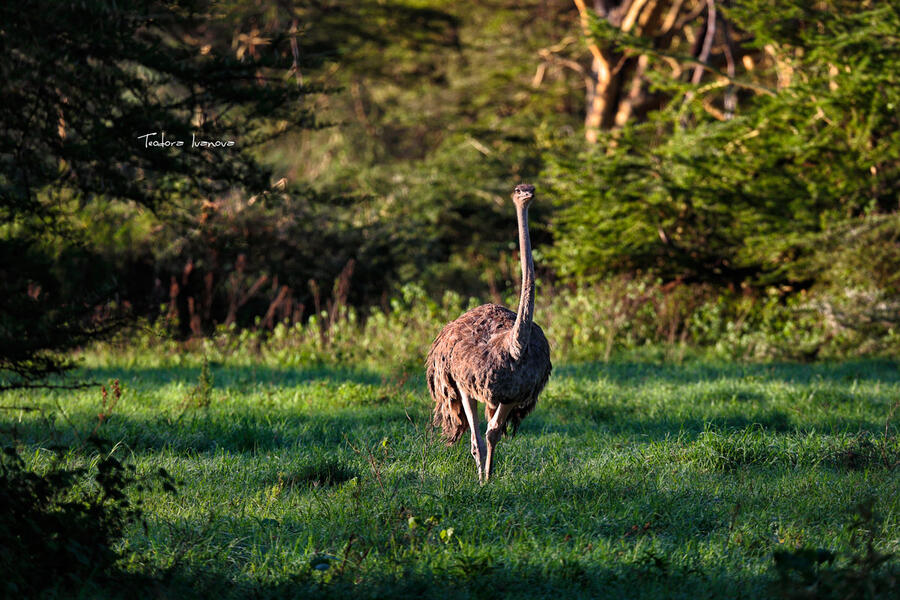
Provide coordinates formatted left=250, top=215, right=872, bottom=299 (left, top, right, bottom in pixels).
left=426, top=184, right=551, bottom=482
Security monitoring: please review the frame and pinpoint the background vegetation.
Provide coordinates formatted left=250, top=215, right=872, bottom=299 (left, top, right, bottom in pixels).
left=5, top=1, right=900, bottom=381
left=4, top=1, right=900, bottom=373
left=1, top=0, right=899, bottom=597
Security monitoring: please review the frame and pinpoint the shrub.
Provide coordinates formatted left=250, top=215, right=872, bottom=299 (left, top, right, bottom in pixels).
left=0, top=444, right=175, bottom=597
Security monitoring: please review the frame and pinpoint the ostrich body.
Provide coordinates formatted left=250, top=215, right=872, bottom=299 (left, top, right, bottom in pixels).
left=426, top=184, right=551, bottom=482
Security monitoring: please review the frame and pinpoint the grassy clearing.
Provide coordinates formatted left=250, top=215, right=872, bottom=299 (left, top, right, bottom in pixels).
left=3, top=357, right=900, bottom=598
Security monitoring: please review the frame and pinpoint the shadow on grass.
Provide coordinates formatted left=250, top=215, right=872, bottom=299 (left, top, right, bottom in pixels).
left=73, top=364, right=386, bottom=389
left=555, top=359, right=900, bottom=386
left=74, top=358, right=900, bottom=397
left=2, top=408, right=412, bottom=453
left=8, top=403, right=890, bottom=459
left=525, top=405, right=890, bottom=440
left=101, top=550, right=770, bottom=600
left=526, top=410, right=794, bottom=438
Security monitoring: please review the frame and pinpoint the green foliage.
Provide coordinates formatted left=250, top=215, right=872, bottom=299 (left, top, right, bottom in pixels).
left=284, top=0, right=577, bottom=297
left=88, top=276, right=898, bottom=373
left=0, top=0, right=311, bottom=214
left=0, top=231, right=124, bottom=385
left=186, top=357, right=215, bottom=409
left=5, top=0, right=900, bottom=368
left=547, top=1, right=900, bottom=291
left=0, top=0, right=320, bottom=384
left=145, top=188, right=405, bottom=338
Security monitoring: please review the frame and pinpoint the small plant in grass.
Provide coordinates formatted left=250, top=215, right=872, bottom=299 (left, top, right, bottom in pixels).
left=169, top=358, right=215, bottom=424
left=183, top=357, right=215, bottom=411
left=406, top=513, right=448, bottom=550
left=91, top=379, right=121, bottom=437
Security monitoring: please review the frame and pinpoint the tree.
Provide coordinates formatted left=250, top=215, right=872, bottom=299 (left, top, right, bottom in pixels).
left=547, top=0, right=900, bottom=295
left=0, top=0, right=315, bottom=385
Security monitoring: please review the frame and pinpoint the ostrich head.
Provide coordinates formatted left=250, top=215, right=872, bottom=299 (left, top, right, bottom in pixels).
left=512, top=184, right=535, bottom=208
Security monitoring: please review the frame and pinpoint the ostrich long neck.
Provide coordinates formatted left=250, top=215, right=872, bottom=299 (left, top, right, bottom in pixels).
left=508, top=205, right=535, bottom=361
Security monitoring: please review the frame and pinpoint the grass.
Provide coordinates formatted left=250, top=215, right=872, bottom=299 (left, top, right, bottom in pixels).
left=2, top=356, right=900, bottom=598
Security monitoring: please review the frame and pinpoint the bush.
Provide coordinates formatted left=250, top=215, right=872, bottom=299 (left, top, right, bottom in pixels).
left=0, top=443, right=175, bottom=597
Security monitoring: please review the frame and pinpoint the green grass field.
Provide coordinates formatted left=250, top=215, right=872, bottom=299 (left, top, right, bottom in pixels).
left=4, top=357, right=900, bottom=598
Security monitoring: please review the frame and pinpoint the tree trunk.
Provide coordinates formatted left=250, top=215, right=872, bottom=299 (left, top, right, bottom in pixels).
left=574, top=0, right=615, bottom=142
left=574, top=0, right=716, bottom=138
left=574, top=0, right=681, bottom=141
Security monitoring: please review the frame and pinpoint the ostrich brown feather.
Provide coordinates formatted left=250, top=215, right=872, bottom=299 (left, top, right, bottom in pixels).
left=427, top=304, right=550, bottom=441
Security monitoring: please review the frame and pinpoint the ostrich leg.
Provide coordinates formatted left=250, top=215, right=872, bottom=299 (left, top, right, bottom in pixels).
left=484, top=402, right=515, bottom=481
left=459, top=390, right=486, bottom=482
